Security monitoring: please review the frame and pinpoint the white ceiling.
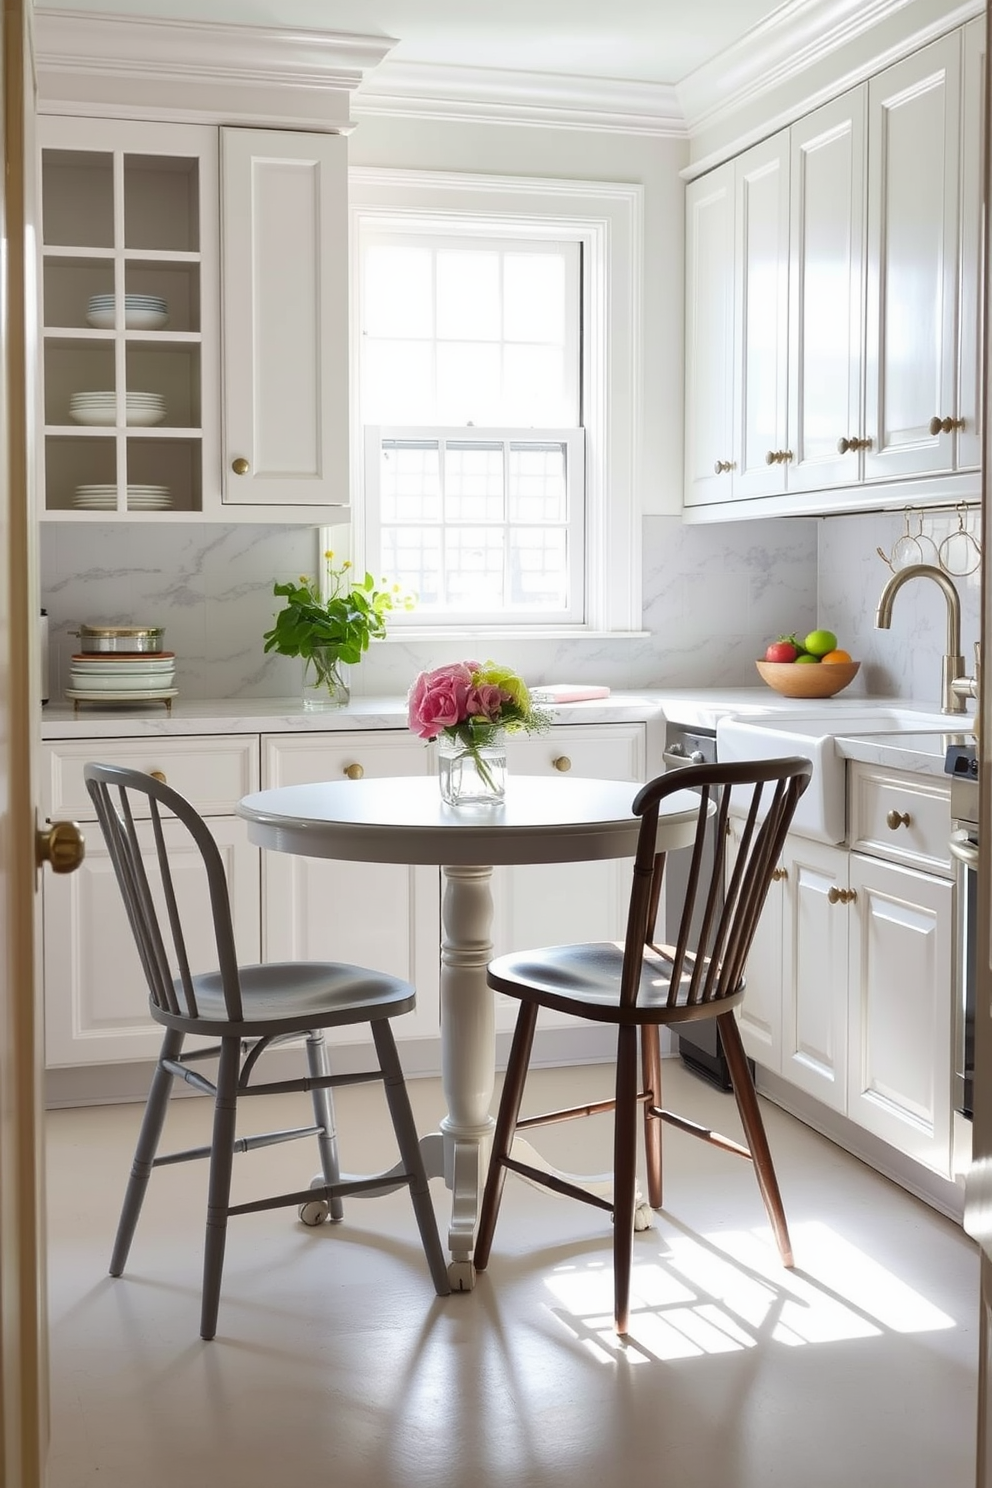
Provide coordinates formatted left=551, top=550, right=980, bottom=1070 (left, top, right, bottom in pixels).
left=39, top=0, right=790, bottom=86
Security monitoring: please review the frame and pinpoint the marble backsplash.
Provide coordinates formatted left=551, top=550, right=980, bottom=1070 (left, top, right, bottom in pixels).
left=39, top=504, right=980, bottom=707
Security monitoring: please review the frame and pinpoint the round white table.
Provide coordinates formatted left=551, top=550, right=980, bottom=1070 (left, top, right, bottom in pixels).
left=236, top=774, right=703, bottom=1288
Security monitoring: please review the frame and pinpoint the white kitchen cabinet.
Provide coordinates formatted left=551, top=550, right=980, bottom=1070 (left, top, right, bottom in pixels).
left=787, top=88, right=868, bottom=493
left=864, top=33, right=963, bottom=482
left=37, top=117, right=349, bottom=523
left=956, top=16, right=985, bottom=474
left=41, top=735, right=260, bottom=1066
left=260, top=732, right=440, bottom=1044
left=220, top=129, right=348, bottom=511
left=736, top=765, right=955, bottom=1176
left=684, top=161, right=736, bottom=507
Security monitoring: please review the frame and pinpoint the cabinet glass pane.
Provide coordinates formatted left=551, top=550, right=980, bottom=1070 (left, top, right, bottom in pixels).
left=45, top=437, right=118, bottom=511
left=42, top=150, right=113, bottom=249
left=124, top=154, right=199, bottom=252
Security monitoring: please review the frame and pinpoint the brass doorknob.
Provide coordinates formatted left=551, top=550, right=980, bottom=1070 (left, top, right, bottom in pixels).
left=344, top=763, right=364, bottom=780
left=886, top=809, right=911, bottom=830
left=552, top=756, right=571, bottom=772
left=231, top=457, right=250, bottom=475
left=36, top=819, right=85, bottom=874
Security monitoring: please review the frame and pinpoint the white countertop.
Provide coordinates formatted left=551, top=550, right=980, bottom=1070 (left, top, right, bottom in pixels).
left=39, top=686, right=975, bottom=778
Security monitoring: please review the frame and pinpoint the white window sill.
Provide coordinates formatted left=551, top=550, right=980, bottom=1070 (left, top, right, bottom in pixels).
left=377, top=627, right=650, bottom=642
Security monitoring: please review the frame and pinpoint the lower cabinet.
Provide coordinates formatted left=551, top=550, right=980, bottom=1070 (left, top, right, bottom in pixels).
left=42, top=719, right=647, bottom=1068
left=733, top=765, right=955, bottom=1176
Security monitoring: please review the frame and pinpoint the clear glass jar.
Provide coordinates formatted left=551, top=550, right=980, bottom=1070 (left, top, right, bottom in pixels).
left=437, top=727, right=507, bottom=806
left=302, top=648, right=350, bottom=709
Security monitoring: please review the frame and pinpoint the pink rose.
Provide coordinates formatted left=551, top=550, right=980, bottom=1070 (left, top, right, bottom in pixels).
left=408, top=663, right=474, bottom=739
left=466, top=683, right=504, bottom=721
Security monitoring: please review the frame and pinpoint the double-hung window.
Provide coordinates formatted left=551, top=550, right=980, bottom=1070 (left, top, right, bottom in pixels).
left=350, top=170, right=643, bottom=635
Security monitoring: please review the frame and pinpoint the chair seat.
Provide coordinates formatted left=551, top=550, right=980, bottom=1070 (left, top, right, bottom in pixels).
left=153, top=961, right=417, bottom=1037
left=487, top=941, right=744, bottom=1025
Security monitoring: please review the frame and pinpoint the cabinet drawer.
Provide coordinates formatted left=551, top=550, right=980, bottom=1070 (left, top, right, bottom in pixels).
left=506, top=724, right=645, bottom=782
left=44, top=736, right=260, bottom=820
left=262, top=731, right=430, bottom=788
left=848, top=764, right=952, bottom=876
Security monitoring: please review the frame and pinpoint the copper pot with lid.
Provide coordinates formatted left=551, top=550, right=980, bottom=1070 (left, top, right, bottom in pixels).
left=70, top=624, right=166, bottom=654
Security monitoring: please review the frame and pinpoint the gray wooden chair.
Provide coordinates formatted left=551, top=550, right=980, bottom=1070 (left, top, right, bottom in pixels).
left=84, top=762, right=450, bottom=1340
left=473, top=756, right=812, bottom=1336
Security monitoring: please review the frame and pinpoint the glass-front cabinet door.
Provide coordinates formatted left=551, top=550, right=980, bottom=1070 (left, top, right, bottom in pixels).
left=38, top=117, right=218, bottom=520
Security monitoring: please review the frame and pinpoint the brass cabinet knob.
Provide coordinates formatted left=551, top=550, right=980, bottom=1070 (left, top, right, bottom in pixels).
left=765, top=449, right=794, bottom=465
left=771, top=866, right=787, bottom=882
left=929, top=416, right=966, bottom=436
left=846, top=888, right=858, bottom=905
left=149, top=769, right=167, bottom=783
left=828, top=886, right=843, bottom=904
left=344, top=763, right=364, bottom=780
left=36, top=819, right=85, bottom=875
left=713, top=460, right=734, bottom=474
left=886, top=809, right=911, bottom=830
left=231, top=457, right=250, bottom=475
left=837, top=436, right=872, bottom=453
left=552, top=756, right=572, bottom=773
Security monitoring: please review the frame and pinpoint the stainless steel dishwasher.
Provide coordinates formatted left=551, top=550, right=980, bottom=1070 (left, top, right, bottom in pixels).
left=661, top=722, right=735, bottom=1090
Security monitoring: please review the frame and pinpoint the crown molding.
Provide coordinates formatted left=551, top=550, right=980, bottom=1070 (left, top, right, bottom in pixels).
left=34, top=8, right=397, bottom=129
left=353, top=61, right=685, bottom=137
left=677, top=0, right=983, bottom=143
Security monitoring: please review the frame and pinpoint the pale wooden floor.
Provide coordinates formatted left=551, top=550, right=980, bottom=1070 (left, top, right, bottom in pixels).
left=46, top=1058, right=979, bottom=1488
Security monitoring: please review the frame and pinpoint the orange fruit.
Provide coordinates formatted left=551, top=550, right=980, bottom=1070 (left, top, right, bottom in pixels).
left=821, top=649, right=853, bottom=664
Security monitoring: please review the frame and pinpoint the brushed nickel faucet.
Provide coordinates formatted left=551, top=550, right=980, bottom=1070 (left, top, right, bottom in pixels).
left=874, top=563, right=968, bottom=714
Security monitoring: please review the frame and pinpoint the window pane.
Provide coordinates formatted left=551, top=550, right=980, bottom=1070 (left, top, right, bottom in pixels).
left=504, top=253, right=566, bottom=342
left=444, top=443, right=504, bottom=522
left=503, top=345, right=569, bottom=424
left=436, top=250, right=500, bottom=340
left=364, top=245, right=433, bottom=338
left=509, top=443, right=567, bottom=523
left=443, top=527, right=505, bottom=607
left=381, top=525, right=442, bottom=607
left=435, top=343, right=502, bottom=423
left=363, top=342, right=435, bottom=423
left=380, top=441, right=442, bottom=523
left=509, top=527, right=567, bottom=608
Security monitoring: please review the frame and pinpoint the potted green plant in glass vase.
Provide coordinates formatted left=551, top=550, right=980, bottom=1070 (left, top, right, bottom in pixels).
left=264, top=551, right=413, bottom=709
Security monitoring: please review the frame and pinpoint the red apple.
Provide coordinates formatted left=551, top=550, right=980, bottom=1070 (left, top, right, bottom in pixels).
left=764, top=640, right=799, bottom=663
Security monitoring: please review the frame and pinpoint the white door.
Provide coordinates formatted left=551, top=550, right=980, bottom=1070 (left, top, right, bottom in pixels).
left=787, top=87, right=868, bottom=492
left=863, top=33, right=961, bottom=481
left=0, top=5, right=80, bottom=1482
left=683, top=160, right=735, bottom=506
left=780, top=835, right=849, bottom=1111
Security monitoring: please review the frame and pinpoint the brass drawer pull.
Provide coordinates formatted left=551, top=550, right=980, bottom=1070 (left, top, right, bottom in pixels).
left=828, top=886, right=857, bottom=905
left=149, top=770, right=167, bottom=784
left=886, top=809, right=911, bottom=830
left=231, top=456, right=250, bottom=475
left=344, top=763, right=364, bottom=780
left=552, top=756, right=572, bottom=773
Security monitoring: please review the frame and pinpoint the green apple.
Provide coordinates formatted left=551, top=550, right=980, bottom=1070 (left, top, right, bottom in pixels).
left=804, top=628, right=838, bottom=656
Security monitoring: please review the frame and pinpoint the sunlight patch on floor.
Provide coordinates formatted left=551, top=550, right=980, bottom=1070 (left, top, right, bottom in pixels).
left=544, top=1219, right=956, bottom=1360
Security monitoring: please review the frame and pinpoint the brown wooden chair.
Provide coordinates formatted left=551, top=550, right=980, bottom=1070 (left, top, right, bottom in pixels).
left=85, top=762, right=450, bottom=1340
left=473, top=756, right=812, bottom=1336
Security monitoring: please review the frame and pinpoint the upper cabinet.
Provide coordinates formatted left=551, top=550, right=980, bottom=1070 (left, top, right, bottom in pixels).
left=684, top=22, right=982, bottom=521
left=38, top=117, right=350, bottom=524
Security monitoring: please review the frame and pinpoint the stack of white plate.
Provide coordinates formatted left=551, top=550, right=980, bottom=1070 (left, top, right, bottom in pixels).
left=86, top=294, right=169, bottom=331
left=69, top=391, right=166, bottom=427
left=66, top=652, right=178, bottom=704
left=72, top=484, right=172, bottom=511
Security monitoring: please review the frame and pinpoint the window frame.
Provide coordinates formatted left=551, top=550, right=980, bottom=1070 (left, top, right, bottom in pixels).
left=347, top=167, right=644, bottom=637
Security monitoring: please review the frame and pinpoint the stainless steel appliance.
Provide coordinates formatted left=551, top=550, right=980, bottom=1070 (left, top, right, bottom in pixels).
left=946, top=741, right=979, bottom=1119
left=662, top=722, right=736, bottom=1090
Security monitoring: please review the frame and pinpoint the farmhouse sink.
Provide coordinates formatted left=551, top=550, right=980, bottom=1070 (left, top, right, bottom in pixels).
left=716, top=707, right=973, bottom=844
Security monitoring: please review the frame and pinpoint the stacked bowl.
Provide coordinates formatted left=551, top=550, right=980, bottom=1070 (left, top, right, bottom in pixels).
left=86, top=293, right=169, bottom=330
left=66, top=649, right=177, bottom=705
left=69, top=390, right=166, bottom=427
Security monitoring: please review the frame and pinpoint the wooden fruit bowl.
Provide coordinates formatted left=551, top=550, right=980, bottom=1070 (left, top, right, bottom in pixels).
left=755, top=659, right=860, bottom=699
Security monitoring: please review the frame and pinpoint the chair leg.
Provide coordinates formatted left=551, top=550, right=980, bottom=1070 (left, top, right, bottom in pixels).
left=718, top=1011, right=793, bottom=1267
left=474, top=1001, right=538, bottom=1273
left=370, top=1020, right=451, bottom=1297
left=613, top=1024, right=639, bottom=1336
left=110, top=1026, right=184, bottom=1277
left=200, top=1036, right=242, bottom=1340
left=305, top=1030, right=344, bottom=1222
left=641, top=1024, right=663, bottom=1209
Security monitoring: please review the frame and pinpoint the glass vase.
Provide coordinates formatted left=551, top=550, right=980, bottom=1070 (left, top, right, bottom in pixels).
left=437, top=728, right=507, bottom=806
left=302, top=648, right=350, bottom=710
